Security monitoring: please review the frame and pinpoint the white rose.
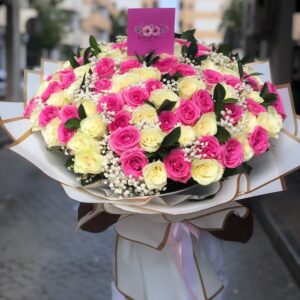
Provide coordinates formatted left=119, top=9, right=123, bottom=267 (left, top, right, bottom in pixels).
left=67, top=131, right=99, bottom=153
left=177, top=76, right=205, bottom=99
left=234, top=133, right=254, bottom=161
left=244, top=90, right=264, bottom=103
left=257, top=106, right=283, bottom=138
left=179, top=125, right=196, bottom=146
left=80, top=100, right=97, bottom=116
left=74, top=150, right=105, bottom=174
left=142, top=161, right=167, bottom=190
left=132, top=104, right=158, bottom=126
left=111, top=73, right=140, bottom=92
left=29, top=106, right=42, bottom=132
left=47, top=90, right=72, bottom=107
left=80, top=114, right=106, bottom=139
left=194, top=112, right=217, bottom=138
left=140, top=127, right=165, bottom=153
left=191, top=159, right=224, bottom=185
left=41, top=117, right=60, bottom=148
left=149, top=88, right=179, bottom=108
left=129, top=66, right=161, bottom=81
left=237, top=111, right=257, bottom=134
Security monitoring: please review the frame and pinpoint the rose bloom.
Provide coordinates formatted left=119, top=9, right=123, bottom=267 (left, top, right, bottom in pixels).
left=111, top=41, right=127, bottom=50
left=94, top=57, right=115, bottom=78
left=119, top=59, right=142, bottom=74
left=171, top=63, right=197, bottom=76
left=41, top=117, right=61, bottom=148
left=57, top=123, right=75, bottom=144
left=120, top=149, right=148, bottom=179
left=145, top=79, right=163, bottom=94
left=94, top=79, right=112, bottom=92
left=176, top=100, right=200, bottom=126
left=223, top=75, right=242, bottom=88
left=41, top=81, right=61, bottom=102
left=196, top=44, right=211, bottom=57
left=59, top=70, right=76, bottom=89
left=224, top=103, right=243, bottom=124
left=59, top=104, right=79, bottom=123
left=109, top=110, right=131, bottom=132
left=249, top=126, right=270, bottom=156
left=198, top=135, right=220, bottom=159
left=244, top=73, right=259, bottom=91
left=202, top=69, right=224, bottom=85
left=164, top=149, right=191, bottom=183
left=24, top=97, right=38, bottom=118
left=142, top=160, right=167, bottom=190
left=159, top=111, right=177, bottom=133
left=154, top=57, right=178, bottom=74
left=109, top=125, right=141, bottom=155
left=39, top=105, right=60, bottom=127
left=191, top=90, right=214, bottom=115
left=121, top=86, right=149, bottom=108
left=266, top=81, right=286, bottom=120
left=97, top=93, right=123, bottom=113
left=246, top=98, right=267, bottom=116
left=220, top=138, right=244, bottom=168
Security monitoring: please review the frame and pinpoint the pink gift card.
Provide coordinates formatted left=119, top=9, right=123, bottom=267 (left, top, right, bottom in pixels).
left=127, top=8, right=175, bottom=56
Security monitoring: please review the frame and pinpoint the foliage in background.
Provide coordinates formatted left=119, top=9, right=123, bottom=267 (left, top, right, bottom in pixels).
left=28, top=0, right=69, bottom=53
left=109, top=10, right=127, bottom=41
left=219, top=0, right=243, bottom=49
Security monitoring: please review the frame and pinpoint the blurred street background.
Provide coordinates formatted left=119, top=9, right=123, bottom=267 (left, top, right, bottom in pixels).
left=0, top=0, right=300, bottom=299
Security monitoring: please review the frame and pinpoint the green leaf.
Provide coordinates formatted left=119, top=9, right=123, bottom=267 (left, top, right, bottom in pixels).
left=188, top=40, right=198, bottom=58
left=144, top=100, right=156, bottom=108
left=262, top=93, right=278, bottom=107
left=180, top=29, right=196, bottom=41
left=242, top=72, right=263, bottom=80
left=194, top=55, right=208, bottom=65
left=157, top=99, right=176, bottom=114
left=238, top=61, right=244, bottom=79
left=64, top=118, right=81, bottom=130
left=215, top=125, right=231, bottom=143
left=78, top=104, right=87, bottom=120
left=223, top=98, right=238, bottom=104
left=217, top=44, right=231, bottom=57
left=260, top=82, right=270, bottom=97
left=68, top=53, right=80, bottom=69
left=213, top=83, right=226, bottom=101
left=161, top=127, right=181, bottom=148
left=65, top=156, right=74, bottom=171
left=89, top=35, right=101, bottom=54
left=83, top=47, right=91, bottom=64
left=181, top=45, right=189, bottom=57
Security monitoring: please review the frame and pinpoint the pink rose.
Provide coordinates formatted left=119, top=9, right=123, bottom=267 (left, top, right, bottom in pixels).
left=159, top=111, right=177, bottom=133
left=175, top=39, right=189, bottom=46
left=196, top=44, right=211, bottom=57
left=59, top=104, right=79, bottom=123
left=94, top=57, right=115, bottom=78
left=111, top=41, right=127, bottom=50
left=171, top=63, right=197, bottom=76
left=203, top=69, right=223, bottom=85
left=109, top=125, right=141, bottom=155
left=120, top=149, right=148, bottom=179
left=224, top=104, right=243, bottom=124
left=94, top=79, right=112, bottom=93
left=224, top=75, right=242, bottom=88
left=175, top=100, right=200, bottom=126
left=198, top=136, right=220, bottom=159
left=164, top=149, right=191, bottom=183
left=121, top=86, right=149, bottom=108
left=266, top=81, right=286, bottom=120
left=97, top=93, right=123, bottom=113
left=191, top=90, right=214, bottom=114
left=246, top=98, right=267, bottom=116
left=119, top=59, right=142, bottom=74
left=57, top=123, right=76, bottom=144
left=145, top=79, right=163, bottom=94
left=39, top=105, right=60, bottom=127
left=249, top=126, right=269, bottom=156
left=59, top=70, right=76, bottom=89
left=109, top=111, right=131, bottom=132
left=220, top=138, right=244, bottom=168
left=46, top=75, right=52, bottom=81
left=23, top=97, right=38, bottom=118
left=154, top=57, right=177, bottom=74
left=41, top=81, right=61, bottom=102
left=76, top=56, right=84, bottom=65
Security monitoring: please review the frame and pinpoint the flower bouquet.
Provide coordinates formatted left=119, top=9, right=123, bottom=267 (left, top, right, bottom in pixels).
left=1, top=29, right=300, bottom=299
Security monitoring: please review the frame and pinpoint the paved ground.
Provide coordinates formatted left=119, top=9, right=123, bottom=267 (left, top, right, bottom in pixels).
left=0, top=148, right=299, bottom=300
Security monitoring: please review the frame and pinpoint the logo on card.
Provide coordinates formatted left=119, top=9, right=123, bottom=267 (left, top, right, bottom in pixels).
left=135, top=24, right=169, bottom=39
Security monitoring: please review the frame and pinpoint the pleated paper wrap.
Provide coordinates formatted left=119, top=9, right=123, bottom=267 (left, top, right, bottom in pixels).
left=1, top=60, right=300, bottom=300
